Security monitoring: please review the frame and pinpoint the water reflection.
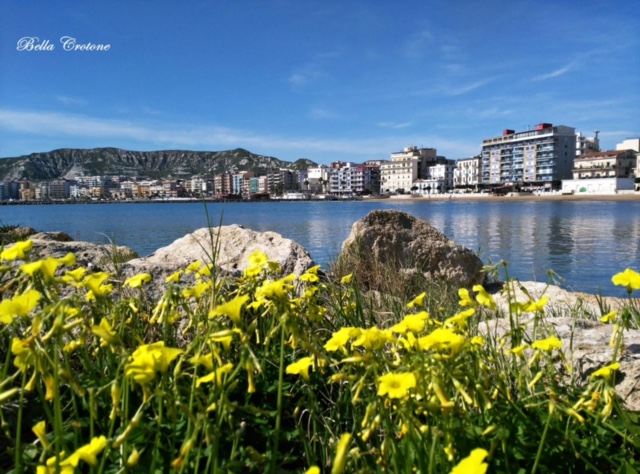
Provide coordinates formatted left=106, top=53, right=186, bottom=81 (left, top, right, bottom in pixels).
left=2, top=200, right=639, bottom=296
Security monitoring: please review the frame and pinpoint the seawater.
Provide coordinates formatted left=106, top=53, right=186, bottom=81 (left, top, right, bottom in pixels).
left=2, top=200, right=640, bottom=297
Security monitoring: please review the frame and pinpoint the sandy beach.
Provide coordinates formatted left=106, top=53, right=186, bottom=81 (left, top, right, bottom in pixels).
left=367, top=192, right=640, bottom=203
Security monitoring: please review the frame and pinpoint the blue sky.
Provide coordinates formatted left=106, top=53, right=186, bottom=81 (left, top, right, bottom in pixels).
left=1, top=1, right=638, bottom=165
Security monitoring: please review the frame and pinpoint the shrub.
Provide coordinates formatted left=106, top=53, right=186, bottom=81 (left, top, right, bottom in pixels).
left=0, top=239, right=638, bottom=473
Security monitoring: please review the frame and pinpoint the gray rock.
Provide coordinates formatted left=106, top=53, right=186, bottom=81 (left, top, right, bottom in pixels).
left=479, top=315, right=640, bottom=412
left=338, top=210, right=485, bottom=289
left=125, top=224, right=315, bottom=278
left=29, top=238, right=138, bottom=273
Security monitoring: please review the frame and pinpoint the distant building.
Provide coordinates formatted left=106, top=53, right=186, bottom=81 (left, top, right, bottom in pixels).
left=562, top=149, right=637, bottom=194
left=454, top=156, right=482, bottom=189
left=481, top=123, right=576, bottom=186
left=380, top=146, right=437, bottom=194
left=576, top=131, right=600, bottom=157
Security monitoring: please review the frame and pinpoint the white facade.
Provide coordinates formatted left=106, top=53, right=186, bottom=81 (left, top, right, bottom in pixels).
left=306, top=165, right=330, bottom=193
left=576, top=131, right=600, bottom=157
left=562, top=177, right=635, bottom=195
left=380, top=146, right=437, bottom=194
left=481, top=124, right=576, bottom=185
left=454, top=156, right=482, bottom=188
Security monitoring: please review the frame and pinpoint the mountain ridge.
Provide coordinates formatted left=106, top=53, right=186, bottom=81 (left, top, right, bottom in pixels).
left=0, top=147, right=317, bottom=180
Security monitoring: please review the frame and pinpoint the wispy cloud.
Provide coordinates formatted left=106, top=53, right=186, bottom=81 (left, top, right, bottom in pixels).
left=377, top=121, right=412, bottom=129
left=309, top=107, right=341, bottom=120
left=0, top=108, right=479, bottom=161
left=56, top=95, right=88, bottom=106
left=443, top=78, right=494, bottom=96
left=531, top=61, right=575, bottom=81
left=403, top=29, right=433, bottom=59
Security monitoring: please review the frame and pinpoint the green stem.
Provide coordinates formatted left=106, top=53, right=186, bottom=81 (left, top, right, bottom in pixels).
left=14, top=368, right=28, bottom=473
left=531, top=409, right=552, bottom=474
left=270, top=321, right=287, bottom=472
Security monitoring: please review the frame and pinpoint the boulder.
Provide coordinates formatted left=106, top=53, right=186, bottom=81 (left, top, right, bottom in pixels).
left=479, top=315, right=640, bottom=412
left=338, top=210, right=485, bottom=289
left=28, top=237, right=138, bottom=273
left=125, top=224, right=315, bottom=279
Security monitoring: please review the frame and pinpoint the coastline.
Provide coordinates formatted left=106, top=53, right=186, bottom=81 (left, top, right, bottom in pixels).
left=366, top=192, right=640, bottom=203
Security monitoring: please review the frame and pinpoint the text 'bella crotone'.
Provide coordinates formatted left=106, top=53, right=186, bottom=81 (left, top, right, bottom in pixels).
left=17, top=37, right=111, bottom=52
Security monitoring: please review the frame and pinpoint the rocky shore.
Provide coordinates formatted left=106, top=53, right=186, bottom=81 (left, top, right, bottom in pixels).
left=5, top=210, right=640, bottom=411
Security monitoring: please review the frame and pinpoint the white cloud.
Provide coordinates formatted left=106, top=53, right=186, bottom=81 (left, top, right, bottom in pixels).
left=444, top=78, right=494, bottom=96
left=0, top=108, right=479, bottom=163
left=56, top=95, right=88, bottom=106
left=531, top=62, right=575, bottom=81
left=377, top=121, right=412, bottom=129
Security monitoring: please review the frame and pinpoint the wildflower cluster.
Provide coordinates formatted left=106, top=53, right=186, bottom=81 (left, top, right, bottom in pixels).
left=0, top=239, right=638, bottom=473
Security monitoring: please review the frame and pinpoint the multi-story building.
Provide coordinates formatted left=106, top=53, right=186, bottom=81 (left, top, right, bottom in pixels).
left=328, top=162, right=380, bottom=196
left=576, top=131, right=600, bottom=157
left=481, top=123, right=576, bottom=186
left=572, top=150, right=636, bottom=179
left=562, top=149, right=637, bottom=195
left=307, top=165, right=330, bottom=193
left=454, top=156, right=482, bottom=189
left=380, top=146, right=437, bottom=194
left=49, top=179, right=72, bottom=199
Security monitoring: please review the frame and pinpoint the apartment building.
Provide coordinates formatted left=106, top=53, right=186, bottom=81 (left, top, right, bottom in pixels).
left=380, top=146, right=437, bottom=193
left=576, top=131, right=600, bottom=156
left=481, top=123, right=576, bottom=186
left=453, top=156, right=482, bottom=188
left=572, top=149, right=637, bottom=180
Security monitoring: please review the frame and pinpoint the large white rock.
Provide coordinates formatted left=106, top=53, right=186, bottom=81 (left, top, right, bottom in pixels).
left=486, top=280, right=640, bottom=412
left=127, top=225, right=314, bottom=277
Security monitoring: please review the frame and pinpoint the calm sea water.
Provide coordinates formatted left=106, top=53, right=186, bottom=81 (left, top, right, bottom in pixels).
left=2, top=200, right=640, bottom=297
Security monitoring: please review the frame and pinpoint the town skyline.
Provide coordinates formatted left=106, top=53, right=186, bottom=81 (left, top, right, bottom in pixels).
left=1, top=1, right=639, bottom=164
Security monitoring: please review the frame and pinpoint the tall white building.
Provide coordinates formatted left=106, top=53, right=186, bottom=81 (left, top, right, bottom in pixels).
left=481, top=123, right=576, bottom=186
left=380, top=146, right=437, bottom=194
left=454, top=156, right=482, bottom=188
left=576, top=131, right=600, bottom=157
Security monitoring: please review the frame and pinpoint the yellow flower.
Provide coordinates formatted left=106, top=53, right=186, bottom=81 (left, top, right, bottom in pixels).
left=196, top=362, right=234, bottom=387
left=391, top=311, right=430, bottom=334
left=165, top=270, right=183, bottom=283
left=91, top=318, right=119, bottom=346
left=612, top=268, right=640, bottom=292
left=182, top=280, right=212, bottom=299
left=255, top=274, right=295, bottom=300
left=247, top=249, right=269, bottom=268
left=417, top=328, right=465, bottom=356
left=531, top=336, right=562, bottom=352
left=305, top=467, right=320, bottom=474
left=185, top=260, right=204, bottom=273
left=324, top=327, right=361, bottom=352
left=286, top=356, right=315, bottom=381
left=11, top=337, right=34, bottom=372
left=444, top=308, right=476, bottom=331
left=377, top=371, right=417, bottom=399
left=41, top=435, right=107, bottom=473
left=82, top=272, right=113, bottom=299
left=340, top=273, right=353, bottom=284
left=0, top=240, right=33, bottom=261
left=600, top=311, right=617, bottom=323
left=32, top=421, right=50, bottom=449
left=590, top=362, right=620, bottom=382
left=524, top=296, right=549, bottom=312
left=450, top=448, right=489, bottom=474
left=209, top=294, right=249, bottom=325
left=458, top=288, right=478, bottom=308
left=300, top=270, right=320, bottom=283
left=407, top=292, right=426, bottom=309
left=331, top=433, right=351, bottom=474
left=124, top=273, right=152, bottom=288
left=190, top=353, right=214, bottom=371
left=472, top=285, right=496, bottom=310
left=62, top=267, right=87, bottom=285
left=0, top=289, right=42, bottom=324
left=351, top=326, right=395, bottom=351
left=125, top=342, right=183, bottom=385
left=510, top=344, right=528, bottom=356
